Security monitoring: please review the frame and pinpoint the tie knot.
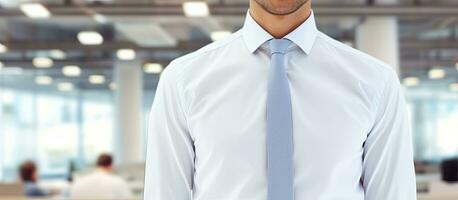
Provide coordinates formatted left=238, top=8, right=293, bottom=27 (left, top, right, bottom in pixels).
left=269, top=39, right=292, bottom=54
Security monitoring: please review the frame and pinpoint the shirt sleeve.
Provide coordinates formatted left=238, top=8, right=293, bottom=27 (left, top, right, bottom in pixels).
left=143, top=64, right=195, bottom=200
left=362, top=70, right=417, bottom=200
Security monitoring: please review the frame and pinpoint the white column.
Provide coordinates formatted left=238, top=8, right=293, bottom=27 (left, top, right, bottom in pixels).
left=114, top=59, right=143, bottom=165
left=356, top=17, right=400, bottom=73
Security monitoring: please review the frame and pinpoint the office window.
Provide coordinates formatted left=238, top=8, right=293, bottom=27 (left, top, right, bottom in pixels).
left=0, top=86, right=115, bottom=181
left=0, top=90, right=37, bottom=181
left=407, top=88, right=458, bottom=162
left=81, top=91, right=114, bottom=165
left=36, top=93, right=79, bottom=177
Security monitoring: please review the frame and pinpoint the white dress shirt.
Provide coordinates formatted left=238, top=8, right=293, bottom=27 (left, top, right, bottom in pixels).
left=144, top=10, right=416, bottom=200
left=70, top=170, right=132, bottom=199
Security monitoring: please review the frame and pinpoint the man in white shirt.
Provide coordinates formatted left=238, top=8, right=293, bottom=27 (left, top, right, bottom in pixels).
left=70, top=154, right=132, bottom=199
left=144, top=0, right=416, bottom=199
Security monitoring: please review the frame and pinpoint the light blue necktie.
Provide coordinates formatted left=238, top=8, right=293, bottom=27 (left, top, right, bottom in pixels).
left=267, top=38, right=294, bottom=200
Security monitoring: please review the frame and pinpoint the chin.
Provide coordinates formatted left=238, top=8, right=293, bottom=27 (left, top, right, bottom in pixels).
left=264, top=0, right=308, bottom=15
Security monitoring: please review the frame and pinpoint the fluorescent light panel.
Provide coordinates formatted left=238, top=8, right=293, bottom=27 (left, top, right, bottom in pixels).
left=62, top=65, right=81, bottom=77
left=109, top=82, right=117, bottom=91
left=89, top=75, right=106, bottom=84
left=144, top=63, right=163, bottom=74
left=20, top=3, right=51, bottom=18
left=428, top=68, right=446, bottom=79
left=78, top=31, right=104, bottom=45
left=58, top=82, right=74, bottom=91
left=35, top=76, right=53, bottom=85
left=183, top=1, right=210, bottom=17
left=0, top=43, right=7, bottom=53
left=33, top=57, right=53, bottom=68
left=49, top=49, right=66, bottom=59
left=117, top=49, right=136, bottom=60
left=93, top=14, right=108, bottom=24
left=402, top=77, right=420, bottom=87
left=450, top=83, right=458, bottom=92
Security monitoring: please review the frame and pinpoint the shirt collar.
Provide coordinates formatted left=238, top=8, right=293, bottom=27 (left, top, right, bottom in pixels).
left=242, top=9, right=318, bottom=54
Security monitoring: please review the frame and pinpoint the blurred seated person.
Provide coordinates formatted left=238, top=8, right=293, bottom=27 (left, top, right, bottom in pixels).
left=70, top=153, right=133, bottom=199
left=429, top=158, right=458, bottom=195
left=19, top=161, right=51, bottom=197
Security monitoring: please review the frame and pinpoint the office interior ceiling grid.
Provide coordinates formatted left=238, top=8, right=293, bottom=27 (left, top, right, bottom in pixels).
left=0, top=0, right=456, bottom=90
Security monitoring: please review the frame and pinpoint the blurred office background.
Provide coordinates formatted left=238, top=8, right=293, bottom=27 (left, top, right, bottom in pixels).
left=0, top=0, right=457, bottom=199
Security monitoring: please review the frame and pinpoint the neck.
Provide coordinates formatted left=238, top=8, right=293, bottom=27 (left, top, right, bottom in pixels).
left=249, top=0, right=312, bottom=39
left=96, top=167, right=111, bottom=173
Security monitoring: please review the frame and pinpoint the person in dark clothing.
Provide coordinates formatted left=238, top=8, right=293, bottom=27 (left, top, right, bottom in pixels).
left=19, top=161, right=50, bottom=197
left=441, top=158, right=458, bottom=183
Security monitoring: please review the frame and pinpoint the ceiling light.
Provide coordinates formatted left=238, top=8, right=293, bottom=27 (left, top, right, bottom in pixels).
left=78, top=31, right=104, bottom=45
left=33, top=57, right=53, bottom=68
left=49, top=49, right=66, bottom=59
left=183, top=1, right=210, bottom=17
left=109, top=82, right=117, bottom=91
left=0, top=43, right=8, bottom=53
left=116, top=49, right=136, bottom=60
left=93, top=14, right=108, bottom=24
left=402, top=77, right=420, bottom=87
left=35, top=75, right=53, bottom=85
left=144, top=63, right=163, bottom=74
left=62, top=65, right=81, bottom=77
left=20, top=3, right=51, bottom=18
left=89, top=75, right=106, bottom=84
left=450, top=83, right=458, bottom=92
left=428, top=68, right=446, bottom=79
left=58, top=82, right=74, bottom=91
left=210, top=31, right=231, bottom=41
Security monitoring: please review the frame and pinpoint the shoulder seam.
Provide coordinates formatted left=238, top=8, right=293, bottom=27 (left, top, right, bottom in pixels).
left=316, top=31, right=395, bottom=74
left=167, top=31, right=243, bottom=119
